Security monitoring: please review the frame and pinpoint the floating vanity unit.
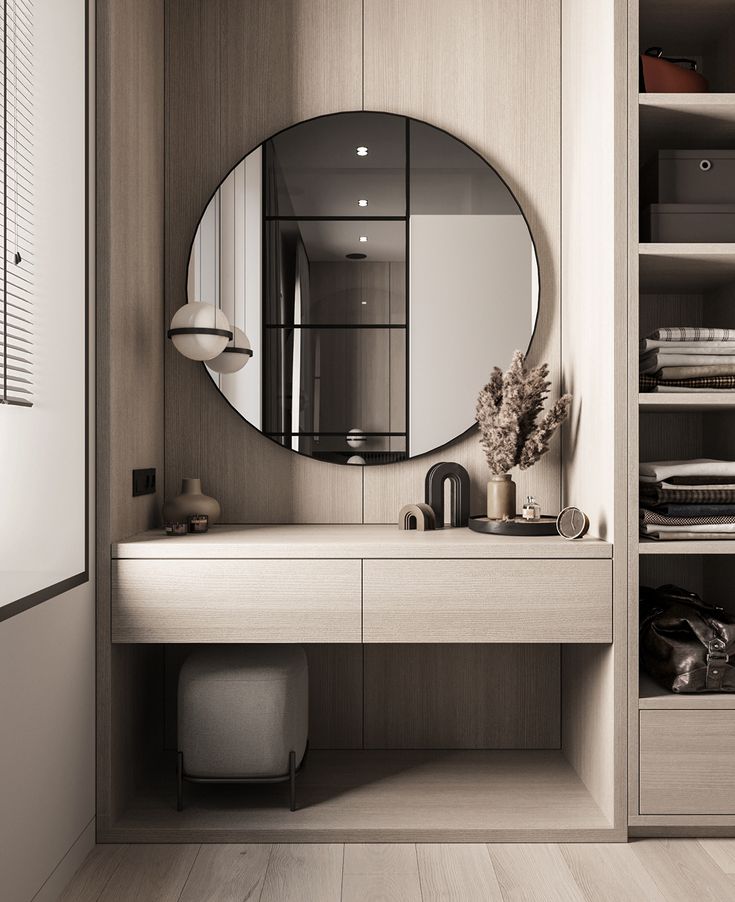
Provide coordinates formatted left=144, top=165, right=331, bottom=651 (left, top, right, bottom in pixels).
left=103, top=525, right=621, bottom=842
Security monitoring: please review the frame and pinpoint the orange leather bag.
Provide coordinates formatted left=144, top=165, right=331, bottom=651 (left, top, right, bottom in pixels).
left=640, top=47, right=708, bottom=93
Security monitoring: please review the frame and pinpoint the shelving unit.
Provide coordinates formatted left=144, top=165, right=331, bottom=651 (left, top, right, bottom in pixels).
left=629, top=0, right=735, bottom=835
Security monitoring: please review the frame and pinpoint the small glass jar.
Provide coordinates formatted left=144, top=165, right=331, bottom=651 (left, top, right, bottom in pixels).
left=165, top=521, right=188, bottom=536
left=189, top=514, right=209, bottom=534
left=521, top=495, right=541, bottom=521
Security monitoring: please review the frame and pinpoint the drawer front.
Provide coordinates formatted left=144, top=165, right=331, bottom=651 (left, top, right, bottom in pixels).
left=112, top=559, right=362, bottom=643
left=362, top=559, right=612, bottom=643
left=640, top=710, right=735, bottom=815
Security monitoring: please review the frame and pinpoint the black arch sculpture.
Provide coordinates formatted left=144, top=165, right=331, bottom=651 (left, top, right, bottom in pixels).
left=424, top=462, right=471, bottom=528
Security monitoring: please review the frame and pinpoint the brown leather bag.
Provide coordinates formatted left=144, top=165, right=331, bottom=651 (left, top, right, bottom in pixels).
left=640, top=47, right=708, bottom=93
left=640, top=585, right=735, bottom=693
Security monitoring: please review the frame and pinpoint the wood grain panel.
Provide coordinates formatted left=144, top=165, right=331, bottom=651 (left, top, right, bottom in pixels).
left=640, top=710, right=735, bottom=815
left=96, top=0, right=166, bottom=831
left=112, top=559, right=362, bottom=643
left=362, top=0, right=561, bottom=522
left=364, top=645, right=560, bottom=749
left=305, top=644, right=364, bottom=749
left=165, top=0, right=363, bottom=524
left=363, top=560, right=612, bottom=643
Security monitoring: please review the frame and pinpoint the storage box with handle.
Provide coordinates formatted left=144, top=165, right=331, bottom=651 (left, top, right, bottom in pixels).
left=642, top=150, right=735, bottom=206
left=643, top=204, right=735, bottom=242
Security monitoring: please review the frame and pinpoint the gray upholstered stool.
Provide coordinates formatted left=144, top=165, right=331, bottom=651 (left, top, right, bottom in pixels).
left=177, top=644, right=308, bottom=811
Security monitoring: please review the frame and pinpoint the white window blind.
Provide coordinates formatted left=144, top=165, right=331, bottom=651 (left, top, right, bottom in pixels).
left=0, top=0, right=33, bottom=407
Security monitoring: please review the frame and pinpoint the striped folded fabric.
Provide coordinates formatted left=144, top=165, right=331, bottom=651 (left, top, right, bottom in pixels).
left=647, top=503, right=735, bottom=516
left=640, top=509, right=735, bottom=527
left=645, top=327, right=735, bottom=343
left=640, top=374, right=735, bottom=392
left=640, top=486, right=735, bottom=504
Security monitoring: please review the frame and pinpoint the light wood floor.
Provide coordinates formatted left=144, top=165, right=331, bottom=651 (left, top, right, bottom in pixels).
left=60, top=839, right=735, bottom=901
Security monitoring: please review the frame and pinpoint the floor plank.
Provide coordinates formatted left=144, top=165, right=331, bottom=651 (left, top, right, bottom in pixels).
left=342, top=844, right=421, bottom=902
left=417, top=843, right=503, bottom=901
left=634, top=839, right=735, bottom=902
left=560, top=844, right=667, bottom=902
left=97, top=844, right=199, bottom=902
left=700, top=839, right=735, bottom=875
left=178, top=844, right=272, bottom=902
left=487, top=844, right=586, bottom=902
left=58, top=844, right=127, bottom=902
left=259, top=844, right=343, bottom=902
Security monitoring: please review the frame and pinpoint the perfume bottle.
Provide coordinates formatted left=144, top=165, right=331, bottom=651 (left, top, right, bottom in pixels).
left=522, top=495, right=541, bottom=521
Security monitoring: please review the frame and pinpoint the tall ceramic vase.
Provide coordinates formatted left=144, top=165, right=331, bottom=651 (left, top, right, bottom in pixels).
left=487, top=474, right=516, bottom=520
left=162, top=478, right=221, bottom=525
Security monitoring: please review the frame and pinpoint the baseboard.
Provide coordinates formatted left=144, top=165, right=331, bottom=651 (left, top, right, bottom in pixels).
left=31, top=818, right=95, bottom=902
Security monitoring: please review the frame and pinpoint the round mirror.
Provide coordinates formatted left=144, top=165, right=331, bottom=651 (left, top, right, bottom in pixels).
left=188, top=112, right=539, bottom=465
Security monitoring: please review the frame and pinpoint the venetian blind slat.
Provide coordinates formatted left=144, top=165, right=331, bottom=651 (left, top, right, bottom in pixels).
left=1, top=0, right=33, bottom=406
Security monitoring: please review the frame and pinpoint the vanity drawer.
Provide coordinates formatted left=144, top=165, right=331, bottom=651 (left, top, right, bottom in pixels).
left=640, top=710, right=735, bottom=815
left=362, top=559, right=612, bottom=643
left=111, top=559, right=362, bottom=643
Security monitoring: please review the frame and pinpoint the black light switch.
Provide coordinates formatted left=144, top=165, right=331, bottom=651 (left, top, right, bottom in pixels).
left=132, top=467, right=156, bottom=496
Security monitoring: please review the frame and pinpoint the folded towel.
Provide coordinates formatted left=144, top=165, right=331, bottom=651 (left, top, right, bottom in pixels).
left=644, top=327, right=735, bottom=343
left=641, top=522, right=735, bottom=534
left=643, top=503, right=735, bottom=516
left=640, top=486, right=735, bottom=504
left=643, top=530, right=735, bottom=541
left=640, top=509, right=735, bottom=527
left=641, top=354, right=735, bottom=374
left=640, top=459, right=735, bottom=482
left=640, top=339, right=735, bottom=352
left=657, top=364, right=735, bottom=379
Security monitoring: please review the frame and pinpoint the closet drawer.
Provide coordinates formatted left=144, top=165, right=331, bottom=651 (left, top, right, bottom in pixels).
left=640, top=710, right=735, bottom=815
left=362, top=559, right=612, bottom=643
left=111, top=559, right=362, bottom=643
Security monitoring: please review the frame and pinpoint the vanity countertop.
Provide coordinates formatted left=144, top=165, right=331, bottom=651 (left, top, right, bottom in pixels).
left=113, top=523, right=612, bottom=560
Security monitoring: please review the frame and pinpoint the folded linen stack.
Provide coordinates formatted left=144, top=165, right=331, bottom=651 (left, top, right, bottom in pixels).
left=640, top=459, right=735, bottom=540
left=639, top=326, right=735, bottom=392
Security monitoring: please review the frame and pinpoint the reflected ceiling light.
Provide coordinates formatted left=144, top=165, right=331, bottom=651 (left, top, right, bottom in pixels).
left=168, top=302, right=232, bottom=361
left=356, top=146, right=368, bottom=156
left=346, top=253, right=367, bottom=260
left=357, top=198, right=368, bottom=207
left=208, top=326, right=253, bottom=374
left=361, top=300, right=368, bottom=305
left=359, top=236, right=368, bottom=242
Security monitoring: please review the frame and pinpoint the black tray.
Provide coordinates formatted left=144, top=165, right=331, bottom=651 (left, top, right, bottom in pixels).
left=468, top=515, right=558, bottom=536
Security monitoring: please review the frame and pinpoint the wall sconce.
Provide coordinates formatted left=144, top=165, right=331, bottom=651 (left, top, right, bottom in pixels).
left=167, top=301, right=232, bottom=362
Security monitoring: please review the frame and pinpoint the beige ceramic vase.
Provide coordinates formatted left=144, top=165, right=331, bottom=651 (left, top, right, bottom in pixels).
left=162, top=478, right=221, bottom=525
left=487, top=474, right=517, bottom=520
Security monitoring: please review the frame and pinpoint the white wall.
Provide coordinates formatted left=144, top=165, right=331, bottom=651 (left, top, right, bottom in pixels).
left=409, top=213, right=536, bottom=457
left=0, top=2, right=94, bottom=899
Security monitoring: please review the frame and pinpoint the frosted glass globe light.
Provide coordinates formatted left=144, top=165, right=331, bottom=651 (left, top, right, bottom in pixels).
left=168, top=302, right=232, bottom=361
left=346, top=427, right=367, bottom=449
left=208, top=326, right=253, bottom=374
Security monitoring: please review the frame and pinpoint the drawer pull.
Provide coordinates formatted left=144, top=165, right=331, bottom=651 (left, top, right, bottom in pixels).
left=699, top=159, right=712, bottom=172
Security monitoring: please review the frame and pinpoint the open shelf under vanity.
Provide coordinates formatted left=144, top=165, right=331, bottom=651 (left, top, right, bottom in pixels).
left=111, top=749, right=611, bottom=843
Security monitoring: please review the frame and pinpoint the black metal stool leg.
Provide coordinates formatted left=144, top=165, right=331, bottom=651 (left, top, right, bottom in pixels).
left=177, top=751, right=184, bottom=811
left=289, top=750, right=296, bottom=811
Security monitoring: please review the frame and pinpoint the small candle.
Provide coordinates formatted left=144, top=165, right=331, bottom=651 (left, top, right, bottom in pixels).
left=189, top=514, right=209, bottom=534
left=165, top=522, right=188, bottom=536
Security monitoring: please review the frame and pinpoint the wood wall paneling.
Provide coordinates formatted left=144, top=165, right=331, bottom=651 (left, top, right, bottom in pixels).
left=362, top=0, right=561, bottom=522
left=97, top=0, right=166, bottom=830
left=165, top=0, right=363, bottom=524
left=364, top=644, right=560, bottom=749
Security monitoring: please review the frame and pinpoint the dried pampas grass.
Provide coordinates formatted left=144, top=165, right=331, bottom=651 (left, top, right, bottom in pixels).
left=476, top=350, right=572, bottom=476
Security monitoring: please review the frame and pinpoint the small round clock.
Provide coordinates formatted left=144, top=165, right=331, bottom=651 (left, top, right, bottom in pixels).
left=556, top=506, right=590, bottom=540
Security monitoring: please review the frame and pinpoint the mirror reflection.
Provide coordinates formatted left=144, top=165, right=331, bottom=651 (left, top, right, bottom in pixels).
left=188, top=112, right=539, bottom=465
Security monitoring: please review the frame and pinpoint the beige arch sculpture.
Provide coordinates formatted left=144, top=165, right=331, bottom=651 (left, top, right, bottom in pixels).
left=398, top=503, right=436, bottom=531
